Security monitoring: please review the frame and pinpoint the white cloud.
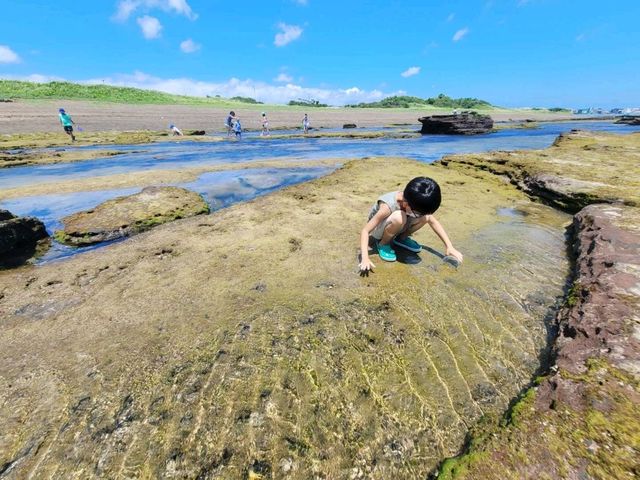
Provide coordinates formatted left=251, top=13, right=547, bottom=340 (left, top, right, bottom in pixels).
left=275, top=73, right=293, bottom=82
left=274, top=23, right=303, bottom=47
left=113, top=0, right=197, bottom=21
left=453, top=28, right=469, bottom=42
left=80, top=71, right=404, bottom=106
left=0, top=45, right=20, bottom=64
left=401, top=66, right=420, bottom=78
left=137, top=16, right=162, bottom=39
left=0, top=73, right=65, bottom=83
left=180, top=38, right=201, bottom=53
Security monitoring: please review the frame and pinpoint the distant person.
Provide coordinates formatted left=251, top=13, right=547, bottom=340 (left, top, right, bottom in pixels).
left=302, top=113, right=310, bottom=134
left=233, top=117, right=242, bottom=139
left=169, top=124, right=183, bottom=136
left=358, top=177, right=463, bottom=274
left=260, top=112, right=270, bottom=136
left=225, top=111, right=236, bottom=137
left=58, top=108, right=76, bottom=142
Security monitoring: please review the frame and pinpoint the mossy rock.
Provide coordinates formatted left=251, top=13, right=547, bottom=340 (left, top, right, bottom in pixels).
left=54, top=186, right=209, bottom=246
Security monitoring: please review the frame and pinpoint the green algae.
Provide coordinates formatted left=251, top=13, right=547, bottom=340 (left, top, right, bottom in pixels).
left=437, top=360, right=640, bottom=480
left=0, top=157, right=572, bottom=478
left=440, top=131, right=640, bottom=212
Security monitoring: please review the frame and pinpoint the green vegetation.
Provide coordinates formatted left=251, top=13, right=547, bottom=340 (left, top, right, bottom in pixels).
left=0, top=80, right=236, bottom=105
left=287, top=98, right=329, bottom=107
left=347, top=93, right=493, bottom=109
left=229, top=96, right=263, bottom=104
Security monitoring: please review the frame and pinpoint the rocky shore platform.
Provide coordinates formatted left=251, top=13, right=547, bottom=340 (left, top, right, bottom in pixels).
left=0, top=155, right=570, bottom=478
left=54, top=186, right=210, bottom=246
left=437, top=131, right=640, bottom=479
left=0, top=129, right=638, bottom=479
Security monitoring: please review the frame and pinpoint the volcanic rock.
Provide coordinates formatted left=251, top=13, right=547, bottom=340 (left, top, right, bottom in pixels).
left=614, top=115, right=640, bottom=125
left=343, top=123, right=357, bottom=129
left=55, top=186, right=209, bottom=246
left=418, top=112, right=493, bottom=135
left=0, top=209, right=49, bottom=267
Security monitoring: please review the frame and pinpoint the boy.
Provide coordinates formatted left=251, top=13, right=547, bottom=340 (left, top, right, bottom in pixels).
left=169, top=124, right=183, bottom=136
left=225, top=111, right=235, bottom=136
left=260, top=112, right=270, bottom=136
left=233, top=117, right=242, bottom=139
left=58, top=108, right=75, bottom=142
left=302, top=113, right=310, bottom=134
left=359, top=176, right=463, bottom=273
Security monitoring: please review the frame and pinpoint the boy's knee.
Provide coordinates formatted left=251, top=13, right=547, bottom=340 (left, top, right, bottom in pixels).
left=388, top=210, right=406, bottom=226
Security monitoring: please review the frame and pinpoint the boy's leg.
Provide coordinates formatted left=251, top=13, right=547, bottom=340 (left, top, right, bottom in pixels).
left=398, top=216, right=428, bottom=239
left=379, top=210, right=407, bottom=245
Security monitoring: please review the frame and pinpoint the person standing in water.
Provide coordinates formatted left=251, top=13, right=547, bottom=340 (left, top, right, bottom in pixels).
left=260, top=112, right=270, bottom=136
left=58, top=108, right=76, bottom=142
left=225, top=111, right=236, bottom=137
left=233, top=117, right=242, bottom=139
left=302, top=113, right=310, bottom=134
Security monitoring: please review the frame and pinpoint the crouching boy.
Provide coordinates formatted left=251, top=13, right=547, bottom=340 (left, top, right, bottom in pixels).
left=359, top=176, right=463, bottom=273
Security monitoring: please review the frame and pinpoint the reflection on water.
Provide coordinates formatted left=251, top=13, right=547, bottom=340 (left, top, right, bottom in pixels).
left=1, top=121, right=638, bottom=190
left=1, top=120, right=636, bottom=263
left=1, top=166, right=333, bottom=263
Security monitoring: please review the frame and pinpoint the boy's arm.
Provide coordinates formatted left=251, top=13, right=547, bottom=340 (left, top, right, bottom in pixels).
left=426, top=215, right=464, bottom=263
left=359, top=204, right=391, bottom=272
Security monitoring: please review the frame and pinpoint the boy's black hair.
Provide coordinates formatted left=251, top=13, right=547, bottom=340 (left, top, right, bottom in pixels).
left=403, top=177, right=441, bottom=215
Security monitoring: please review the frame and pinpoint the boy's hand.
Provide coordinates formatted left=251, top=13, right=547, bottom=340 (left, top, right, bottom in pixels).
left=359, top=258, right=375, bottom=276
left=446, top=247, right=464, bottom=263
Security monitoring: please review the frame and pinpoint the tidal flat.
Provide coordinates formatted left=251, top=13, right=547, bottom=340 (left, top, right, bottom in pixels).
left=1, top=127, right=639, bottom=479
left=0, top=154, right=571, bottom=478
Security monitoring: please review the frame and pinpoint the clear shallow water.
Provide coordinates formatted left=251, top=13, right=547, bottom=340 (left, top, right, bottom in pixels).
left=2, top=121, right=638, bottom=190
left=1, top=121, right=638, bottom=262
left=1, top=166, right=332, bottom=263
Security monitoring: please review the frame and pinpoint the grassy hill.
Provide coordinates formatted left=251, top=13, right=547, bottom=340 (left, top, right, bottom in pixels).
left=0, top=80, right=241, bottom=106
left=346, top=94, right=494, bottom=109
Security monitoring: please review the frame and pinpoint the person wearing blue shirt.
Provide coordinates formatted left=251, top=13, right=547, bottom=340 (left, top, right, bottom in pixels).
left=58, top=108, right=75, bottom=141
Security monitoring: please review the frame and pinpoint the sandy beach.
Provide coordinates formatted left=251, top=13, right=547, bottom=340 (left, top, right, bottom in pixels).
left=0, top=99, right=578, bottom=135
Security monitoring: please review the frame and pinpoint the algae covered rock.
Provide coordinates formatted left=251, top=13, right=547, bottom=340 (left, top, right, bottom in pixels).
left=0, top=157, right=571, bottom=478
left=440, top=130, right=640, bottom=212
left=55, top=186, right=209, bottom=246
left=418, top=112, right=493, bottom=135
left=0, top=209, right=49, bottom=267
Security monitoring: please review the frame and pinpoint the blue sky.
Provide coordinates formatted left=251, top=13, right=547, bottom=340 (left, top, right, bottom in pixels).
left=1, top=0, right=638, bottom=107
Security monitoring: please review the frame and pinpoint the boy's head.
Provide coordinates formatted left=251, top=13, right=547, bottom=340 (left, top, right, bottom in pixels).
left=230, top=111, right=235, bottom=116
left=59, top=108, right=65, bottom=113
left=403, top=177, right=441, bottom=215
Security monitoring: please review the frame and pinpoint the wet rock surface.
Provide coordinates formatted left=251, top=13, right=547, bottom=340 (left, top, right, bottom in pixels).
left=0, top=209, right=49, bottom=268
left=418, top=113, right=493, bottom=135
left=0, top=157, right=569, bottom=478
left=436, top=132, right=640, bottom=480
left=439, top=130, right=640, bottom=213
left=55, top=186, right=209, bottom=246
left=615, top=115, right=640, bottom=126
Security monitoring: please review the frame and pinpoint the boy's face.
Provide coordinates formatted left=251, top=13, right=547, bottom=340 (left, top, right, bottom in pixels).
left=401, top=199, right=424, bottom=217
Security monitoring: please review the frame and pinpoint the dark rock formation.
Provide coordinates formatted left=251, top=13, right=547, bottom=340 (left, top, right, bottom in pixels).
left=188, top=130, right=206, bottom=136
left=0, top=209, right=50, bottom=268
left=343, top=123, right=357, bottom=129
left=418, top=112, right=493, bottom=135
left=614, top=115, right=640, bottom=125
left=542, top=204, right=640, bottom=386
left=55, top=186, right=210, bottom=246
